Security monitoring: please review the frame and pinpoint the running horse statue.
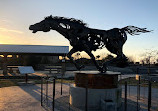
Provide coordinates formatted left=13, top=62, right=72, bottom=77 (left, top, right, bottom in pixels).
left=29, top=15, right=151, bottom=73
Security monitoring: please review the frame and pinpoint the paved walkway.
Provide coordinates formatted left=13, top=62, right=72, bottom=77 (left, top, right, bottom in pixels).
left=0, top=84, right=45, bottom=111
left=0, top=83, right=147, bottom=111
left=0, top=83, right=73, bottom=111
left=121, top=85, right=158, bottom=111
left=0, top=79, right=158, bottom=111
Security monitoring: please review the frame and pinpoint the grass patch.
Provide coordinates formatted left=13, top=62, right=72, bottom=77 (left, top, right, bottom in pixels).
left=2, top=77, right=157, bottom=88
left=56, top=79, right=75, bottom=84
left=119, top=77, right=158, bottom=88
left=0, top=79, right=23, bottom=88
left=0, top=78, right=75, bottom=88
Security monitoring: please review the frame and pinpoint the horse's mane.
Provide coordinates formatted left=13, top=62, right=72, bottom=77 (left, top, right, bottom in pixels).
left=45, top=15, right=87, bottom=27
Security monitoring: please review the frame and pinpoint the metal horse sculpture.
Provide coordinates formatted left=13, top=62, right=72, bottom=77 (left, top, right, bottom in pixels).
left=29, top=15, right=150, bottom=72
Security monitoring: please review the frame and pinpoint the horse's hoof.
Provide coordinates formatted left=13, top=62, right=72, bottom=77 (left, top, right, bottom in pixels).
left=98, top=66, right=107, bottom=73
left=98, top=67, right=104, bottom=73
left=103, top=67, right=107, bottom=73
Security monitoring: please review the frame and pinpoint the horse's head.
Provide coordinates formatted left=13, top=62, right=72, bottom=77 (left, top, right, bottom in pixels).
left=29, top=17, right=52, bottom=33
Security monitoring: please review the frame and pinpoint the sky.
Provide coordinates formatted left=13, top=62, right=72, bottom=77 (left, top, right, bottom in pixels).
left=0, top=0, right=158, bottom=61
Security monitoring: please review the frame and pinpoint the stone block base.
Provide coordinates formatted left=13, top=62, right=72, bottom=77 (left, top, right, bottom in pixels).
left=70, top=84, right=122, bottom=109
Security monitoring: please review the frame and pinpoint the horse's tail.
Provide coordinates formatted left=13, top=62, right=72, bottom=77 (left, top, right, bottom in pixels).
left=121, top=26, right=151, bottom=36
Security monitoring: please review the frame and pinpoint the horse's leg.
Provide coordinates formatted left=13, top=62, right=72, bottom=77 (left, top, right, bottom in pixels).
left=83, top=44, right=104, bottom=72
left=67, top=48, right=84, bottom=70
left=103, top=47, right=127, bottom=68
left=115, top=46, right=127, bottom=60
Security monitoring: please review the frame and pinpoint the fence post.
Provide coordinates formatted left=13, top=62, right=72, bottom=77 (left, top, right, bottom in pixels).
left=138, top=76, right=140, bottom=100
left=69, top=83, right=71, bottom=111
left=49, top=68, right=51, bottom=74
left=52, top=78, right=56, bottom=111
left=41, top=77, right=43, bottom=106
left=137, top=68, right=140, bottom=100
left=61, top=58, right=66, bottom=95
left=136, top=68, right=139, bottom=74
left=46, top=76, right=48, bottom=105
left=129, top=77, right=130, bottom=97
left=124, top=81, right=127, bottom=111
left=85, top=81, right=88, bottom=111
left=148, top=81, right=151, bottom=111
left=25, top=74, right=28, bottom=83
left=137, top=80, right=139, bottom=111
left=61, top=75, right=63, bottom=95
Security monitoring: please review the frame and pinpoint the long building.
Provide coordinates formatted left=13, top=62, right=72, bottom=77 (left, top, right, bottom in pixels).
left=0, top=44, right=69, bottom=75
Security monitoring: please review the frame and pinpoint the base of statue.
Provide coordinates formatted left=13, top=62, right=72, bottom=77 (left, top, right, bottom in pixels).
left=70, top=71, right=121, bottom=110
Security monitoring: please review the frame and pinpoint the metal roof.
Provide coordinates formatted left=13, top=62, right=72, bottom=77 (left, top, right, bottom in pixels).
left=0, top=44, right=69, bottom=55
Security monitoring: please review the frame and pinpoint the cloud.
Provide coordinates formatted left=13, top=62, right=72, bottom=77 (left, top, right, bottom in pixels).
left=0, top=27, right=23, bottom=34
left=0, top=19, right=11, bottom=23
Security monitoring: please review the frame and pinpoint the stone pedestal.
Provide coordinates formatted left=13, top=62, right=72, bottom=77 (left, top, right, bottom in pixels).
left=75, top=71, right=119, bottom=89
left=70, top=71, right=121, bottom=110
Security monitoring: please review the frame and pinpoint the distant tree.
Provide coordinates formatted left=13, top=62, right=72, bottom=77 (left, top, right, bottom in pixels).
left=74, top=52, right=81, bottom=60
left=116, top=60, right=129, bottom=67
left=140, top=59, right=145, bottom=65
left=102, top=54, right=130, bottom=67
left=141, top=49, right=157, bottom=65
left=96, top=55, right=100, bottom=60
left=155, top=59, right=158, bottom=66
left=102, top=54, right=114, bottom=62
left=127, top=56, right=135, bottom=63
left=76, top=52, right=80, bottom=56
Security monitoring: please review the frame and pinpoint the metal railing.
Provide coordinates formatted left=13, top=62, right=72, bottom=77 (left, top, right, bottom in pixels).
left=120, top=74, right=158, bottom=111
left=41, top=76, right=56, bottom=111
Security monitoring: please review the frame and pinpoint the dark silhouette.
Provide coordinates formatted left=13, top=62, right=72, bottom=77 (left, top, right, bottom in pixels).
left=29, top=15, right=151, bottom=72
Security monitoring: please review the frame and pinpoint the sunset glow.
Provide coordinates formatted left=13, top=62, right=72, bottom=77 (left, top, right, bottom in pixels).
left=0, top=0, right=158, bottom=62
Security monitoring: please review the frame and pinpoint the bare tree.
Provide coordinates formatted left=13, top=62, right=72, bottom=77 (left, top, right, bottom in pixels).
left=102, top=54, right=114, bottom=62
left=141, top=49, right=158, bottom=75
left=141, top=49, right=157, bottom=65
left=127, top=56, right=135, bottom=63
